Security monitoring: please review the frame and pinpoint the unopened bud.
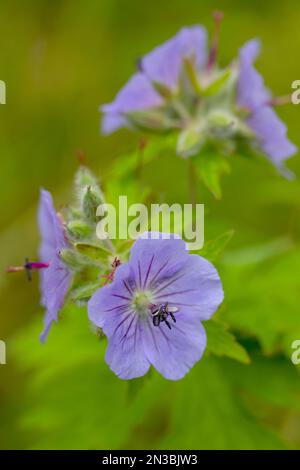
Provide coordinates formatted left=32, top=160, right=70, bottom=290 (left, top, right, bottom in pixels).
left=177, top=125, right=205, bottom=158
left=83, top=186, right=103, bottom=223
left=66, top=219, right=92, bottom=240
left=60, top=248, right=85, bottom=271
left=126, top=110, right=174, bottom=132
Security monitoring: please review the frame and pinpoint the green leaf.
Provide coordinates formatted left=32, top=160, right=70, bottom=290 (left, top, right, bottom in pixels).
left=193, top=150, right=230, bottom=199
left=222, top=236, right=293, bottom=266
left=222, top=244, right=300, bottom=355
left=70, top=281, right=100, bottom=301
left=160, top=358, right=286, bottom=450
left=107, top=135, right=176, bottom=184
left=75, top=242, right=112, bottom=262
left=10, top=308, right=299, bottom=450
left=205, top=319, right=250, bottom=364
left=199, top=230, right=235, bottom=262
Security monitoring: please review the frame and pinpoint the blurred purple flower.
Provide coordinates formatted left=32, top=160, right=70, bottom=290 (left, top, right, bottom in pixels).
left=38, top=189, right=72, bottom=343
left=88, top=233, right=223, bottom=380
left=101, top=26, right=207, bottom=134
left=238, top=39, right=297, bottom=172
left=101, top=22, right=297, bottom=173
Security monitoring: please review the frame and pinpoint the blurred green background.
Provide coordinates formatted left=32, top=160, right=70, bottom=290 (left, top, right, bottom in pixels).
left=1, top=0, right=300, bottom=450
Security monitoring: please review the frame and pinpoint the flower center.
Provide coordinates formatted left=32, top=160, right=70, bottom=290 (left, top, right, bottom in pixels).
left=132, top=291, right=152, bottom=316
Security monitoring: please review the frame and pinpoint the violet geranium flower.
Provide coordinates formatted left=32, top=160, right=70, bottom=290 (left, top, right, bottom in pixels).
left=101, top=16, right=297, bottom=171
left=88, top=233, right=224, bottom=380
left=38, top=189, right=72, bottom=343
left=237, top=39, right=297, bottom=174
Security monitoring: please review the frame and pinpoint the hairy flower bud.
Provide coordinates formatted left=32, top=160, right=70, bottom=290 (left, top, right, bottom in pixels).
left=177, top=124, right=205, bottom=157
left=83, top=186, right=103, bottom=223
left=66, top=219, right=92, bottom=240
left=60, top=248, right=87, bottom=270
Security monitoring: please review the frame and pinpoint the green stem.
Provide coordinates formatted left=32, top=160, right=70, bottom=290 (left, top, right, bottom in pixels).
left=188, top=158, right=197, bottom=207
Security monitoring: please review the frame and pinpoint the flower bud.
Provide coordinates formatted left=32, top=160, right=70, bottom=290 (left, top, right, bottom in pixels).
left=83, top=186, right=103, bottom=223
left=177, top=124, right=205, bottom=157
left=66, top=219, right=92, bottom=240
left=60, top=248, right=86, bottom=271
left=126, top=110, right=174, bottom=132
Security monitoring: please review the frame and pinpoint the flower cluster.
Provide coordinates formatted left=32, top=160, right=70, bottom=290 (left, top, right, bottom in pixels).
left=7, top=166, right=224, bottom=380
left=7, top=13, right=297, bottom=383
left=101, top=14, right=296, bottom=173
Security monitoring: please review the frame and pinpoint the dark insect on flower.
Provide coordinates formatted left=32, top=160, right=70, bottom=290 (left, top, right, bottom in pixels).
left=89, top=232, right=224, bottom=380
left=151, top=302, right=179, bottom=329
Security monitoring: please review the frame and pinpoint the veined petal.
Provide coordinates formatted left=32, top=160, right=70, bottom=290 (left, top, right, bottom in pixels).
left=88, top=264, right=150, bottom=379
left=129, top=232, right=189, bottom=290
left=151, top=254, right=224, bottom=321
left=88, top=264, right=136, bottom=332
left=105, top=316, right=150, bottom=380
left=142, top=315, right=206, bottom=380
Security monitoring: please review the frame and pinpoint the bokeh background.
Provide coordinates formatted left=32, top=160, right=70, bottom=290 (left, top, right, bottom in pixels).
left=1, top=0, right=300, bottom=450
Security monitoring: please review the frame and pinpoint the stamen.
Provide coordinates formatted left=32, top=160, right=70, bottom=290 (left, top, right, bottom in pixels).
left=267, top=95, right=292, bottom=107
left=75, top=149, right=87, bottom=165
left=6, top=266, right=25, bottom=273
left=207, top=11, right=224, bottom=72
left=6, top=259, right=49, bottom=281
left=101, top=257, right=121, bottom=285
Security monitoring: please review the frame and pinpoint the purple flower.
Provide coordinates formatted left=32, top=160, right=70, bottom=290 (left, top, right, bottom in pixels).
left=238, top=39, right=297, bottom=171
left=88, top=233, right=223, bottom=380
left=38, top=189, right=72, bottom=343
left=101, top=21, right=297, bottom=172
left=101, top=26, right=207, bottom=134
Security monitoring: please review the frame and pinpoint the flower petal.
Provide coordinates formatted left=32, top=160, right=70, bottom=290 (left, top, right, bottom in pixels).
left=247, top=106, right=297, bottom=167
left=101, top=72, right=163, bottom=134
left=141, top=26, right=208, bottom=90
left=88, top=264, right=135, bottom=332
left=40, top=253, right=71, bottom=343
left=101, top=112, right=127, bottom=135
left=151, top=254, right=224, bottom=321
left=142, top=315, right=206, bottom=380
left=237, top=39, right=270, bottom=111
left=88, top=264, right=150, bottom=379
left=38, top=189, right=68, bottom=262
left=105, top=317, right=150, bottom=380
left=129, top=232, right=189, bottom=290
